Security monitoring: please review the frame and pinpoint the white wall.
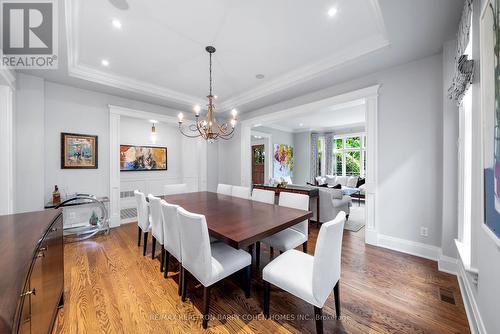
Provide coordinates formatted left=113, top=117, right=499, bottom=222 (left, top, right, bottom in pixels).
left=239, top=53, right=444, bottom=247
left=119, top=116, right=183, bottom=208
left=293, top=132, right=311, bottom=185
left=217, top=127, right=241, bottom=185
left=15, top=74, right=45, bottom=213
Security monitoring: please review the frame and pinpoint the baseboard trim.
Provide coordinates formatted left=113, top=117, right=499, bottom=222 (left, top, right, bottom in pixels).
left=456, top=260, right=486, bottom=334
left=438, top=253, right=458, bottom=275
left=375, top=233, right=441, bottom=261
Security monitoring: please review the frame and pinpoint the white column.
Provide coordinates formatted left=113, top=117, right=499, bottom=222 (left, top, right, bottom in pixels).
left=0, top=86, right=14, bottom=215
left=109, top=111, right=121, bottom=227
left=364, top=94, right=379, bottom=245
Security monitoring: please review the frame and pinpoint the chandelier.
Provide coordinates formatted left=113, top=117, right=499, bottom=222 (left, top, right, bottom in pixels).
left=178, top=46, right=237, bottom=142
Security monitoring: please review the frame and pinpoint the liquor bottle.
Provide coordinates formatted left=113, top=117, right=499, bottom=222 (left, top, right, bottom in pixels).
left=52, top=185, right=61, bottom=205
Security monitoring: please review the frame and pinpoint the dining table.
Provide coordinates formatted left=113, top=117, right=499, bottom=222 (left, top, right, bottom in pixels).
left=159, top=191, right=313, bottom=250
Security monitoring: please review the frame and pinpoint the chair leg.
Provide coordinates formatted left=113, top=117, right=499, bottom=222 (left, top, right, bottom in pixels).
left=143, top=232, right=148, bottom=256
left=314, top=306, right=324, bottom=334
left=202, top=286, right=211, bottom=329
left=243, top=265, right=251, bottom=298
left=160, top=246, right=165, bottom=272
left=255, top=242, right=261, bottom=269
left=177, top=262, right=182, bottom=296
left=303, top=241, right=308, bottom=253
left=333, top=281, right=341, bottom=318
left=181, top=267, right=188, bottom=302
left=269, top=247, right=274, bottom=261
left=164, top=251, right=170, bottom=278
left=263, top=281, right=270, bottom=318
left=137, top=226, right=142, bottom=246
left=151, top=236, right=156, bottom=259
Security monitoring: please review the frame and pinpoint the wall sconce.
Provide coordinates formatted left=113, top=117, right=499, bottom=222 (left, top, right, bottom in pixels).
left=150, top=120, right=158, bottom=143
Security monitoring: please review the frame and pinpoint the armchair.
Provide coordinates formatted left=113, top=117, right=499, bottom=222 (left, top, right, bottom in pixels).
left=313, top=188, right=351, bottom=223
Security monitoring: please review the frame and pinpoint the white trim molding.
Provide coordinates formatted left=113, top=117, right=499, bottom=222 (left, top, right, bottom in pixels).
left=376, top=233, right=442, bottom=261
left=0, top=86, right=14, bottom=214
left=456, top=259, right=487, bottom=334
left=438, top=252, right=458, bottom=275
left=64, top=0, right=389, bottom=110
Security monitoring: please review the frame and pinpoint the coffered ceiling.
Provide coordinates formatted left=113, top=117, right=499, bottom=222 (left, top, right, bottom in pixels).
left=20, top=0, right=462, bottom=115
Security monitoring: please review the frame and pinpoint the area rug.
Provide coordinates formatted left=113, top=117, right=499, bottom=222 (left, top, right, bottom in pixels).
left=344, top=206, right=365, bottom=232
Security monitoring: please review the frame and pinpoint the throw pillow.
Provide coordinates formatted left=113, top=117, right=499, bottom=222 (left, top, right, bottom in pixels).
left=325, top=175, right=336, bottom=186
left=336, top=176, right=348, bottom=186
left=356, top=177, right=366, bottom=188
left=347, top=176, right=358, bottom=188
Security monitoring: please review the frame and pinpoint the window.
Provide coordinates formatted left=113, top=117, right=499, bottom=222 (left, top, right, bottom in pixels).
left=332, top=134, right=366, bottom=176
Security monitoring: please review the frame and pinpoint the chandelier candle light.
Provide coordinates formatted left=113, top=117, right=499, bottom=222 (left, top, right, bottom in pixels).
left=178, top=46, right=238, bottom=142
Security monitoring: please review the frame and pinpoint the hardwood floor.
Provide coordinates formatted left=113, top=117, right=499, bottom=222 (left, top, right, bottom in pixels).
left=52, top=222, right=470, bottom=334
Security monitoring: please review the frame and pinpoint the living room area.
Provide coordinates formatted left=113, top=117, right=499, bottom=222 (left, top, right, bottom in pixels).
left=250, top=97, right=368, bottom=233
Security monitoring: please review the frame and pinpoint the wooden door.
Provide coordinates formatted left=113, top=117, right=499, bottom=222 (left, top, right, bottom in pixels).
left=252, top=145, right=265, bottom=184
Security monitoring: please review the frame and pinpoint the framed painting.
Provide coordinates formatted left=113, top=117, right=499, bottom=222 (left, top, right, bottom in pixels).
left=273, top=144, right=293, bottom=179
left=61, top=133, right=98, bottom=169
left=120, top=145, right=167, bottom=171
left=480, top=0, right=500, bottom=240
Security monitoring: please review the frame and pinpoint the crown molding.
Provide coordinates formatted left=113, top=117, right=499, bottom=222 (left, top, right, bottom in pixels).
left=65, top=0, right=388, bottom=111
left=219, top=33, right=389, bottom=110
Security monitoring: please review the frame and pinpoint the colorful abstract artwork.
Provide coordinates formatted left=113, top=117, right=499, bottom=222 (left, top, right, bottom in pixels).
left=61, top=133, right=98, bottom=169
left=482, top=1, right=500, bottom=238
left=120, top=145, right=167, bottom=171
left=273, top=144, right=293, bottom=179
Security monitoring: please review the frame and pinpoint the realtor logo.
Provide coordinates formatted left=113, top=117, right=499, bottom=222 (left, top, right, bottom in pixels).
left=1, top=0, right=58, bottom=69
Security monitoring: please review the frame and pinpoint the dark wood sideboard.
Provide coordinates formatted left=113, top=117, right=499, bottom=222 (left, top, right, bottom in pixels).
left=0, top=209, right=64, bottom=334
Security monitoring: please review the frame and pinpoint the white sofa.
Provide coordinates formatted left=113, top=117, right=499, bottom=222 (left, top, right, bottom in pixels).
left=311, top=187, right=352, bottom=223
left=316, top=175, right=366, bottom=198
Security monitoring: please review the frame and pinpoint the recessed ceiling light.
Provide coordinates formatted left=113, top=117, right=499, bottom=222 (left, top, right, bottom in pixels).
left=256, top=74, right=265, bottom=79
left=299, top=123, right=304, bottom=127
left=112, top=19, right=122, bottom=29
left=214, top=95, right=218, bottom=99
left=328, top=7, right=338, bottom=17
left=101, top=59, right=109, bottom=67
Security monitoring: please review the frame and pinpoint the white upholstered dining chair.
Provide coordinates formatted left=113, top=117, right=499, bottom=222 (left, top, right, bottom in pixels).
left=263, top=212, right=346, bottom=334
left=259, top=192, right=310, bottom=263
left=160, top=200, right=184, bottom=294
left=164, top=183, right=188, bottom=195
left=134, top=190, right=151, bottom=256
left=232, top=186, right=251, bottom=199
left=148, top=194, right=164, bottom=266
left=251, top=188, right=275, bottom=204
left=217, top=183, right=232, bottom=196
left=177, top=207, right=252, bottom=329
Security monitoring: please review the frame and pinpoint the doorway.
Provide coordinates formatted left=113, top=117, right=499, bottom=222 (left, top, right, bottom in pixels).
left=240, top=85, right=379, bottom=246
left=252, top=145, right=265, bottom=184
